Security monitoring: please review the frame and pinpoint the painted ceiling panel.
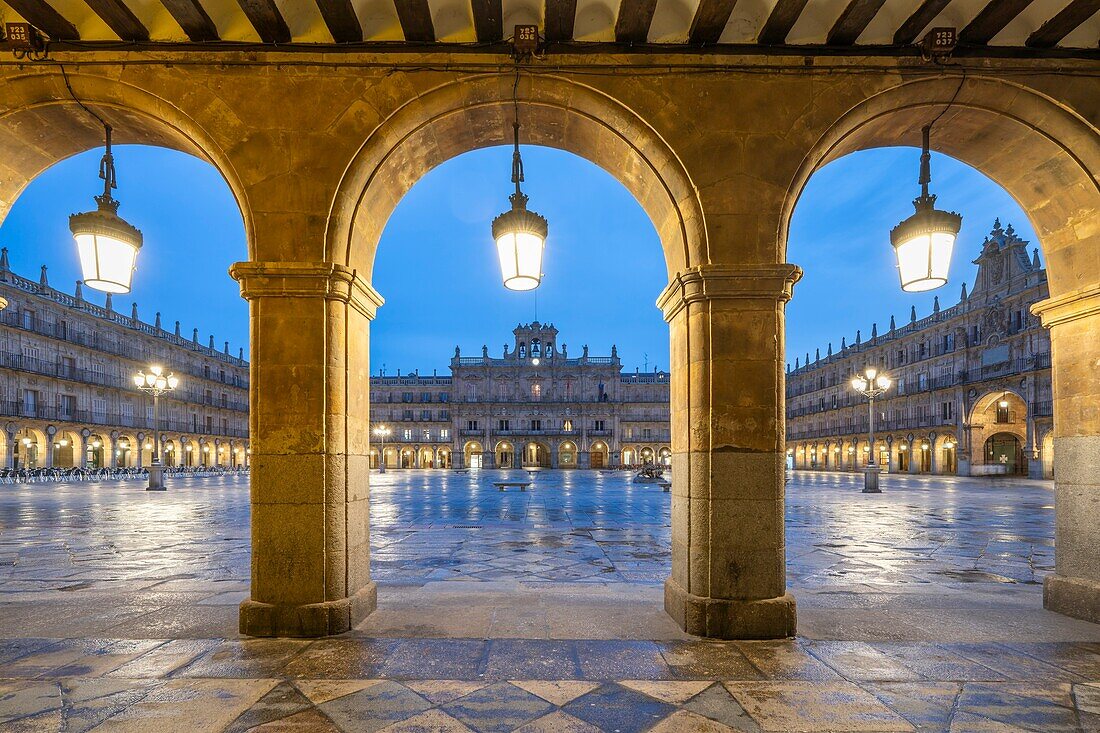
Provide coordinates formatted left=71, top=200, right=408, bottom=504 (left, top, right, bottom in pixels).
left=427, top=0, right=476, bottom=42
left=273, top=0, right=331, bottom=42
left=650, top=0, right=699, bottom=43
left=785, top=0, right=849, bottom=44
left=574, top=0, right=621, bottom=41
left=354, top=0, right=403, bottom=41
left=721, top=0, right=778, bottom=43
left=502, top=0, right=542, bottom=31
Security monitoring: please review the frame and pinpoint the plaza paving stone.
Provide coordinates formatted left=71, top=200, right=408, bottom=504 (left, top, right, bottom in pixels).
left=1, top=469, right=1099, bottom=730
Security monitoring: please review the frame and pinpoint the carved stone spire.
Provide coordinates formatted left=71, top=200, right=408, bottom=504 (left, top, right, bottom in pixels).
left=961, top=282, right=968, bottom=300
left=39, top=265, right=48, bottom=288
left=74, top=281, right=83, bottom=302
left=827, top=342, right=833, bottom=356
left=933, top=296, right=940, bottom=313
left=910, top=305, right=917, bottom=322
left=0, top=248, right=9, bottom=271
left=889, top=315, right=896, bottom=331
left=155, top=312, right=161, bottom=329
left=105, top=293, right=113, bottom=312
left=131, top=302, right=138, bottom=321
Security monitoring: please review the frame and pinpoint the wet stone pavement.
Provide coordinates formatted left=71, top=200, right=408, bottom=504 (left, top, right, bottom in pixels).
left=2, top=469, right=1100, bottom=731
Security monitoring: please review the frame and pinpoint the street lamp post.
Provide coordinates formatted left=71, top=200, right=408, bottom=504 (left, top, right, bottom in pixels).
left=850, top=366, right=891, bottom=493
left=373, top=426, right=390, bottom=473
left=133, top=365, right=178, bottom=491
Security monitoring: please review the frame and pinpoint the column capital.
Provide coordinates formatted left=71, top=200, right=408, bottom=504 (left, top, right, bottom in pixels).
left=656, top=263, right=803, bottom=322
left=1030, top=284, right=1100, bottom=328
left=229, top=261, right=385, bottom=320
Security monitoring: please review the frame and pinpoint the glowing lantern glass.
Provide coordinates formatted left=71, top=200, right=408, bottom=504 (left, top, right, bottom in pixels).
left=889, top=125, right=961, bottom=293
left=491, top=76, right=547, bottom=291
left=70, top=125, right=143, bottom=294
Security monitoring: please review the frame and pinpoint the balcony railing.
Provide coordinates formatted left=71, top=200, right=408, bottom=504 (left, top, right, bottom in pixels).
left=0, top=399, right=248, bottom=438
left=0, top=279, right=249, bottom=386
left=0, top=350, right=248, bottom=413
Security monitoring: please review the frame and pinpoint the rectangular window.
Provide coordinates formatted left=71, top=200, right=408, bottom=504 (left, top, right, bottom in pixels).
left=421, top=410, right=431, bottom=420
left=593, top=419, right=605, bottom=431
left=205, top=416, right=213, bottom=432
left=439, top=392, right=449, bottom=403
left=21, top=309, right=34, bottom=330
left=440, top=428, right=450, bottom=439
left=563, top=419, right=573, bottom=432
left=421, top=392, right=432, bottom=402
left=498, top=419, right=510, bottom=431
left=467, top=420, right=479, bottom=431
left=121, top=402, right=134, bottom=426
left=423, top=429, right=431, bottom=441
left=531, top=384, right=542, bottom=400
left=402, top=392, right=413, bottom=402
left=403, top=409, right=413, bottom=420
left=22, top=389, right=38, bottom=416
left=531, top=419, right=541, bottom=431
left=60, top=394, right=76, bottom=419
left=996, top=403, right=1010, bottom=423
left=643, top=427, right=652, bottom=439
left=403, top=429, right=412, bottom=440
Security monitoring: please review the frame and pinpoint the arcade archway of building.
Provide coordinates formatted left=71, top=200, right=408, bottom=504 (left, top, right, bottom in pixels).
left=1, top=60, right=1097, bottom=639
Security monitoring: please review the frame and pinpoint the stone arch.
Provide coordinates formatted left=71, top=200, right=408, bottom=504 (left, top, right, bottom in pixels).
left=0, top=72, right=253, bottom=249
left=968, top=388, right=1028, bottom=425
left=782, top=75, right=1099, bottom=299
left=14, top=426, right=47, bottom=469
left=327, top=73, right=707, bottom=279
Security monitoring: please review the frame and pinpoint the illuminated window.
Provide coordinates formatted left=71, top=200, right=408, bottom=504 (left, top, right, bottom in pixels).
left=532, top=384, right=541, bottom=400
left=563, top=419, right=573, bottom=432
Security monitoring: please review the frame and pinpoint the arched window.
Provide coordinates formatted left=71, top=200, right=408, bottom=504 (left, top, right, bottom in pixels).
left=519, top=342, right=527, bottom=359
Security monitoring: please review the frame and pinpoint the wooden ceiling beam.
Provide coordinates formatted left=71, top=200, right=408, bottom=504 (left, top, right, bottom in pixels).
left=544, top=0, right=577, bottom=42
left=758, top=0, right=810, bottom=44
left=471, top=0, right=503, bottom=42
left=83, top=0, right=149, bottom=40
left=827, top=0, right=888, bottom=45
left=689, top=0, right=738, bottom=44
left=315, top=0, right=362, bottom=42
left=959, top=0, right=1033, bottom=45
left=4, top=0, right=80, bottom=40
left=395, top=0, right=434, bottom=42
left=159, top=0, right=219, bottom=42
left=615, top=0, right=658, bottom=43
left=893, top=0, right=953, bottom=44
left=235, top=0, right=291, bottom=43
left=1026, top=0, right=1100, bottom=47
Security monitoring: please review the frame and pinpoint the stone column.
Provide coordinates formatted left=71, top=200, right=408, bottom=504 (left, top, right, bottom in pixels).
left=1032, top=287, right=1100, bottom=623
left=230, top=261, right=384, bottom=637
left=452, top=450, right=464, bottom=469
left=658, top=264, right=800, bottom=639
left=577, top=451, right=590, bottom=469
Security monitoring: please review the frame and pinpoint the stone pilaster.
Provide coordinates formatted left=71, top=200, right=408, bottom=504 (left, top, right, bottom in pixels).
left=1032, top=285, right=1100, bottom=623
left=658, top=263, right=801, bottom=639
left=230, top=261, right=385, bottom=637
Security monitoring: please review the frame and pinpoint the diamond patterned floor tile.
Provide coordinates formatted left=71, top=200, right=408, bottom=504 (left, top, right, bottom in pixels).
left=404, top=681, right=490, bottom=705
left=380, top=708, right=474, bottom=732
left=649, top=709, right=742, bottom=732
left=508, top=681, right=601, bottom=707
left=319, top=680, right=433, bottom=733
left=618, top=680, right=713, bottom=705
left=562, top=683, right=677, bottom=733
left=293, top=679, right=387, bottom=705
left=441, top=681, right=555, bottom=733
left=512, top=710, right=603, bottom=732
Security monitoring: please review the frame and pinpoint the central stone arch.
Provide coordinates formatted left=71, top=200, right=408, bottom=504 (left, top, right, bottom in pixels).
left=327, top=72, right=708, bottom=278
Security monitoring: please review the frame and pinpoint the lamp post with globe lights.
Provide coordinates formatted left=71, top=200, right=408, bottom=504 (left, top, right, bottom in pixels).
left=373, top=425, right=391, bottom=473
left=133, top=365, right=178, bottom=491
left=851, top=367, right=891, bottom=493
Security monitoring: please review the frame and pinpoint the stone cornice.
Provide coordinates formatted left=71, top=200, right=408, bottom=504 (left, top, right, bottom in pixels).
left=1030, top=284, right=1100, bottom=328
left=656, top=264, right=803, bottom=322
left=229, top=261, right=385, bottom=320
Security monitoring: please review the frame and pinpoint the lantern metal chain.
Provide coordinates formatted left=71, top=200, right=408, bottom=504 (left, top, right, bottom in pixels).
left=510, top=67, right=526, bottom=204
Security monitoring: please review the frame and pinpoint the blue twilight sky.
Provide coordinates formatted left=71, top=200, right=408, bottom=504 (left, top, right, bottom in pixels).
left=0, top=144, right=1036, bottom=373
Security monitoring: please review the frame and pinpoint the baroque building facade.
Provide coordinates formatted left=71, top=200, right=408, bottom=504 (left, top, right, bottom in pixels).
left=369, top=322, right=671, bottom=470
left=0, top=251, right=249, bottom=471
left=786, top=221, right=1053, bottom=479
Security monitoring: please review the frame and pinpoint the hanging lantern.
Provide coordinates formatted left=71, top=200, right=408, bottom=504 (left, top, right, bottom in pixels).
left=70, top=125, right=143, bottom=294
left=492, top=74, right=547, bottom=291
left=889, top=125, right=961, bottom=292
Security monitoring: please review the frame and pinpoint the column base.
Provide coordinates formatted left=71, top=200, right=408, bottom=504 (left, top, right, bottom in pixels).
left=1044, top=574, right=1100, bottom=625
left=664, top=579, right=796, bottom=639
left=862, top=466, right=882, bottom=493
left=240, top=582, right=377, bottom=637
